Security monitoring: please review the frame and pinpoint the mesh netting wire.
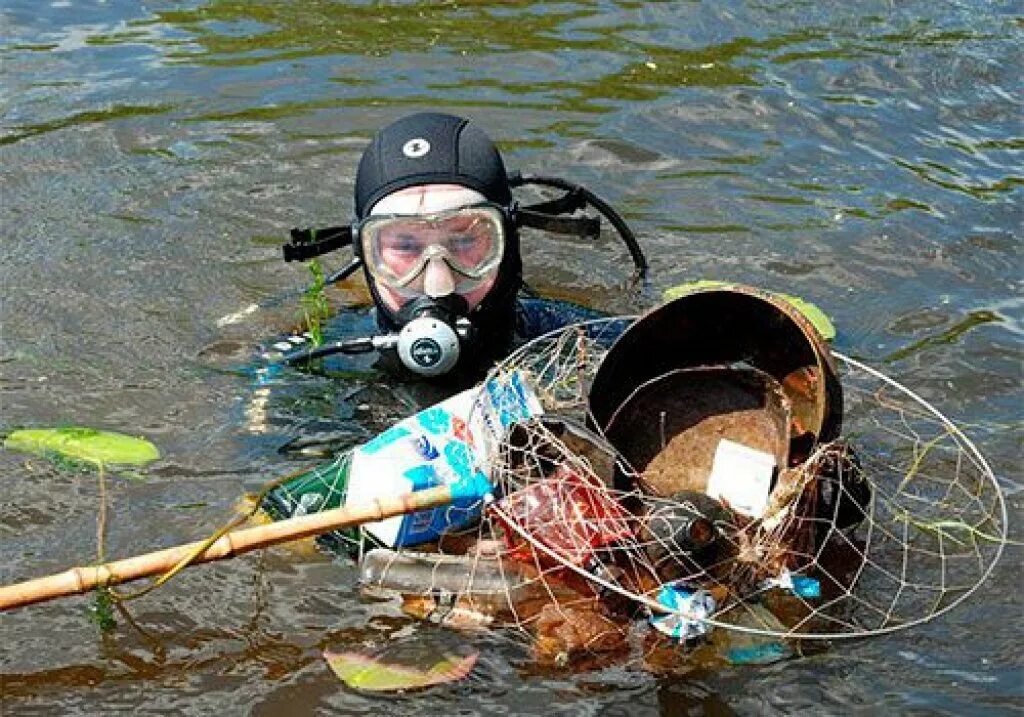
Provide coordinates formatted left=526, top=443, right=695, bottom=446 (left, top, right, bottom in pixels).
left=445, top=318, right=1009, bottom=643
left=279, top=317, right=1007, bottom=656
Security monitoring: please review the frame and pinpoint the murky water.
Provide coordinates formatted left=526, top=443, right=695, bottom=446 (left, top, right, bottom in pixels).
left=1, top=1, right=1021, bottom=714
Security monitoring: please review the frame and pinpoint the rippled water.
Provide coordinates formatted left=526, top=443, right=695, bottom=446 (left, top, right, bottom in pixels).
left=1, top=1, right=1021, bottom=715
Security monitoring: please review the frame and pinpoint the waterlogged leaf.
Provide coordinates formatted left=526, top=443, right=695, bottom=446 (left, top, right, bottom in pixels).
left=4, top=427, right=160, bottom=467
left=324, top=649, right=477, bottom=692
left=662, top=279, right=734, bottom=298
left=773, top=292, right=837, bottom=342
left=662, top=281, right=837, bottom=341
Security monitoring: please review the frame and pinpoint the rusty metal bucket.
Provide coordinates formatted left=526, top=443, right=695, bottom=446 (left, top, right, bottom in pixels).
left=588, top=286, right=842, bottom=499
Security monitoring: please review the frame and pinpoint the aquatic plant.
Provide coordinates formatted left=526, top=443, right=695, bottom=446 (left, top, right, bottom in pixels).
left=300, top=257, right=330, bottom=347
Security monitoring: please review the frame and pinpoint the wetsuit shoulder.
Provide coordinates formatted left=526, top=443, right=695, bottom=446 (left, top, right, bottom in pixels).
left=515, top=296, right=608, bottom=342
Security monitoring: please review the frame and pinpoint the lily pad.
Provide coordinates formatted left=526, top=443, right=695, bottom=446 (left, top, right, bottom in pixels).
left=4, top=427, right=160, bottom=467
left=324, top=649, right=477, bottom=692
left=662, top=281, right=837, bottom=341
left=772, top=292, right=837, bottom=342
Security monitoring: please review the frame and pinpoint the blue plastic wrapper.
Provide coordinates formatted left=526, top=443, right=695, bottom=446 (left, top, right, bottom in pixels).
left=649, top=584, right=716, bottom=642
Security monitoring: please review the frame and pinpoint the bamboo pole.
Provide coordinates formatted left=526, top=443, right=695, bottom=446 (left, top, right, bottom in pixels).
left=0, top=484, right=455, bottom=612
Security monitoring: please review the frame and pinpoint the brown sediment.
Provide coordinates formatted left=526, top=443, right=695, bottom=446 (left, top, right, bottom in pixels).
left=602, top=367, right=792, bottom=498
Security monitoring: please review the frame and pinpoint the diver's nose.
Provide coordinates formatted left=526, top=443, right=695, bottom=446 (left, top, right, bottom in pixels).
left=423, top=257, right=456, bottom=298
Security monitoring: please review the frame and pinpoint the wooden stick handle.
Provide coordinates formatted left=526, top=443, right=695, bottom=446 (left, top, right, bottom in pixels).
left=0, top=484, right=455, bottom=612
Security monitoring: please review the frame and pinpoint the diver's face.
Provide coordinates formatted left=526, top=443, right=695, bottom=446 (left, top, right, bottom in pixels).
left=368, top=185, right=500, bottom=314
left=376, top=261, right=497, bottom=314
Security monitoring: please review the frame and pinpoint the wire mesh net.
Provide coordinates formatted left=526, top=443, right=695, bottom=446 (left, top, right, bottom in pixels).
left=357, top=317, right=1008, bottom=667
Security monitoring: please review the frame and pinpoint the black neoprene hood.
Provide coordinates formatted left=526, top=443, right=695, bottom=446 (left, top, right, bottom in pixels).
left=354, top=112, right=513, bottom=218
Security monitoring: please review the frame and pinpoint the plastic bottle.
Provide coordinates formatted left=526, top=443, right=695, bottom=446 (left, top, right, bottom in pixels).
left=359, top=548, right=581, bottom=618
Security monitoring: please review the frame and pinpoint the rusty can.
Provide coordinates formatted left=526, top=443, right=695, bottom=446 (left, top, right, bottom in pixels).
left=588, top=286, right=842, bottom=500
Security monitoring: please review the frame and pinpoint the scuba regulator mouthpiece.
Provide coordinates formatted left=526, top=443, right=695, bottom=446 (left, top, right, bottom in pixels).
left=276, top=294, right=473, bottom=378
left=393, top=296, right=472, bottom=377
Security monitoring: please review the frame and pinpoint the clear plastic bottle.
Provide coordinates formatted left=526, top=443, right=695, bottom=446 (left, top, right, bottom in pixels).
left=359, top=548, right=582, bottom=619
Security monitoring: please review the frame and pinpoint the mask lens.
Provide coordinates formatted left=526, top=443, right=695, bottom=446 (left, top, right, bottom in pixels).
left=361, top=204, right=505, bottom=291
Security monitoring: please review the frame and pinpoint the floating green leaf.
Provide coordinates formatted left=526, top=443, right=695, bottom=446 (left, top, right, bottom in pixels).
left=662, top=279, right=735, bottom=297
left=4, top=427, right=160, bottom=467
left=324, top=649, right=477, bottom=692
left=662, top=281, right=837, bottom=341
left=772, top=292, right=837, bottom=342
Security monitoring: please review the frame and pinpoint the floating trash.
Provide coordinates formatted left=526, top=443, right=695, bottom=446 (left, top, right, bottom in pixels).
left=272, top=286, right=1006, bottom=670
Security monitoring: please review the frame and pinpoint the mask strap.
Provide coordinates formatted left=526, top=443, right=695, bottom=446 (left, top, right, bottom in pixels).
left=518, top=209, right=600, bottom=238
left=522, top=186, right=588, bottom=216
left=509, top=173, right=648, bottom=280
left=518, top=185, right=600, bottom=237
left=282, top=225, right=353, bottom=262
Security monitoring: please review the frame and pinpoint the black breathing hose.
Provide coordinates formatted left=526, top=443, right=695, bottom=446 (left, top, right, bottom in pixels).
left=278, top=336, right=379, bottom=365
left=512, top=174, right=648, bottom=280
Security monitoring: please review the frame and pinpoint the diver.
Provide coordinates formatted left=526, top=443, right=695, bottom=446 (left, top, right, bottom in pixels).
left=273, top=111, right=647, bottom=384
left=254, top=112, right=646, bottom=549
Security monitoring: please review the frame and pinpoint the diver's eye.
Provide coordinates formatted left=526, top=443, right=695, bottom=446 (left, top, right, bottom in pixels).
left=387, top=234, right=425, bottom=255
left=448, top=235, right=480, bottom=254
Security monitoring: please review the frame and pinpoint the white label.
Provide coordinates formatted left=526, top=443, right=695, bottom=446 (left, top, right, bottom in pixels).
left=705, top=439, right=775, bottom=518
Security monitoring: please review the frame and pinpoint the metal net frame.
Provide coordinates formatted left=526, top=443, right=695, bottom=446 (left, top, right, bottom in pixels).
left=359, top=317, right=1007, bottom=664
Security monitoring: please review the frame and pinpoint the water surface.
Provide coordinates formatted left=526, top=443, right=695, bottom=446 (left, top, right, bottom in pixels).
left=1, top=1, right=1021, bottom=714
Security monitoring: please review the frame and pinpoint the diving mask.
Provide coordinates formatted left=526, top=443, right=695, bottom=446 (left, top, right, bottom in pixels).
left=359, top=203, right=506, bottom=295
